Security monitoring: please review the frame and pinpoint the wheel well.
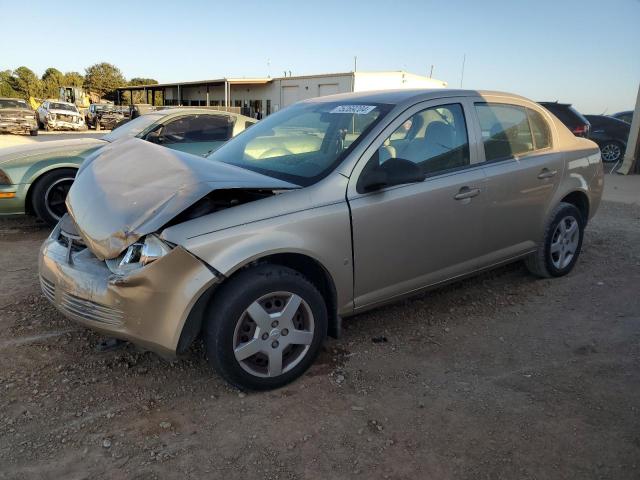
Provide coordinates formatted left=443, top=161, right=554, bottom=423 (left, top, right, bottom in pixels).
left=176, top=252, right=341, bottom=354
left=24, top=167, right=77, bottom=215
left=253, top=253, right=340, bottom=338
left=561, top=191, right=589, bottom=223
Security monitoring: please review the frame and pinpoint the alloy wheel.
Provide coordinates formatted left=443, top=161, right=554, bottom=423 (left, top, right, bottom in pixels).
left=601, top=143, right=621, bottom=162
left=233, top=292, right=315, bottom=378
left=550, top=216, right=579, bottom=270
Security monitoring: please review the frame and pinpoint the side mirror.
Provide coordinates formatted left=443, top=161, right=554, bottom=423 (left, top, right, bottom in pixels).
left=359, top=158, right=425, bottom=192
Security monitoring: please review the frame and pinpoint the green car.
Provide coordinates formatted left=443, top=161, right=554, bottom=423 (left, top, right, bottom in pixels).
left=0, top=108, right=256, bottom=225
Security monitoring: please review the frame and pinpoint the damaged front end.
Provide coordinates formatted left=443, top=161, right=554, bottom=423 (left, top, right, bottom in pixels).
left=66, top=137, right=297, bottom=259
left=39, top=138, right=297, bottom=354
left=0, top=109, right=38, bottom=135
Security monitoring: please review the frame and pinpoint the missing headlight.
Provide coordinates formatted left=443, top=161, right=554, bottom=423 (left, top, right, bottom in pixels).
left=105, top=235, right=172, bottom=275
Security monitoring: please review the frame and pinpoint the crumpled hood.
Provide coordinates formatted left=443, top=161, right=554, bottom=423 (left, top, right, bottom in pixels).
left=0, top=108, right=34, bottom=118
left=66, top=138, right=297, bottom=260
left=49, top=108, right=81, bottom=117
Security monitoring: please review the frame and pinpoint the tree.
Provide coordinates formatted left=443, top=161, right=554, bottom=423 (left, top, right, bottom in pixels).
left=128, top=77, right=159, bottom=104
left=64, top=71, right=84, bottom=87
left=84, top=62, right=126, bottom=100
left=9, top=66, right=42, bottom=99
left=41, top=67, right=65, bottom=98
left=0, top=70, right=20, bottom=98
left=129, top=77, right=158, bottom=86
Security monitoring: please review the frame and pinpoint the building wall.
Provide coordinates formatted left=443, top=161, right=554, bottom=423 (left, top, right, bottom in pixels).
left=152, top=71, right=446, bottom=114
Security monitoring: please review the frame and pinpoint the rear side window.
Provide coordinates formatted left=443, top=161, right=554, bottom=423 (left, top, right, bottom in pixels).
left=527, top=109, right=551, bottom=150
left=475, top=103, right=534, bottom=161
left=162, top=114, right=235, bottom=143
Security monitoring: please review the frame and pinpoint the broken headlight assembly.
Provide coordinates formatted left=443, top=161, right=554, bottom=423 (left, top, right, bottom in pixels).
left=105, top=235, right=172, bottom=275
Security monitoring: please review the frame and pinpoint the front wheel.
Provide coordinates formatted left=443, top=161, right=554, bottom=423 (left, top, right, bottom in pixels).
left=525, top=202, right=585, bottom=278
left=204, top=264, right=328, bottom=390
left=30, top=129, right=38, bottom=136
left=31, top=169, right=77, bottom=226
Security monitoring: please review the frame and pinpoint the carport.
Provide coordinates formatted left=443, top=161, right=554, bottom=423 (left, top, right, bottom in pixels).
left=115, top=78, right=271, bottom=110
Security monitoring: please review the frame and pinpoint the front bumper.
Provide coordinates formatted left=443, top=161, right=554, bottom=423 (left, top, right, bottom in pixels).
left=47, top=121, right=84, bottom=131
left=38, top=227, right=219, bottom=356
left=0, top=119, right=37, bottom=134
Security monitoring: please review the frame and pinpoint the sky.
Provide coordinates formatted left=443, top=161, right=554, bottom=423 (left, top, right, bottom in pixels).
left=1, top=0, right=638, bottom=114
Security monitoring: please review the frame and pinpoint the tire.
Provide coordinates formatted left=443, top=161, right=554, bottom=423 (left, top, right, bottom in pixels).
left=600, top=141, right=624, bottom=163
left=30, top=129, right=38, bottom=136
left=525, top=202, right=584, bottom=278
left=95, top=121, right=101, bottom=131
left=204, top=264, right=328, bottom=391
left=31, top=169, right=77, bottom=226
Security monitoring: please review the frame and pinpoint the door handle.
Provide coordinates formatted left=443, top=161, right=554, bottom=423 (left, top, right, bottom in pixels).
left=537, top=168, right=557, bottom=179
left=454, top=186, right=481, bottom=200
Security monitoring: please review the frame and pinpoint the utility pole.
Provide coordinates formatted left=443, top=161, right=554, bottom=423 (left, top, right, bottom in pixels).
left=429, top=65, right=434, bottom=78
left=460, top=54, right=466, bottom=88
left=354, top=56, right=357, bottom=72
left=619, top=82, right=640, bottom=174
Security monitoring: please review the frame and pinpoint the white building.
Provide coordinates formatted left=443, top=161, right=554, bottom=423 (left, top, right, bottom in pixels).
left=117, top=71, right=447, bottom=116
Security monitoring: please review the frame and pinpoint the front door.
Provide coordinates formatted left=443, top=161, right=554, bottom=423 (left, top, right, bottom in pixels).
left=347, top=101, right=488, bottom=310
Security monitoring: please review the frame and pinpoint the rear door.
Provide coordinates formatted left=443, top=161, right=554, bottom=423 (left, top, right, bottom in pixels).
left=347, top=99, right=489, bottom=310
left=471, top=99, right=564, bottom=265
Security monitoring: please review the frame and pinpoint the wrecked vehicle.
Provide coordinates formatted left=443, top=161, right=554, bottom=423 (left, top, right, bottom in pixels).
left=0, top=109, right=256, bottom=225
left=39, top=90, right=603, bottom=390
left=0, top=98, right=38, bottom=136
left=36, top=100, right=86, bottom=131
left=85, top=104, right=127, bottom=131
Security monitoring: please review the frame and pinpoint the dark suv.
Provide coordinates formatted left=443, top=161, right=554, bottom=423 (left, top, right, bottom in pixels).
left=585, top=114, right=630, bottom=163
left=538, top=102, right=590, bottom=138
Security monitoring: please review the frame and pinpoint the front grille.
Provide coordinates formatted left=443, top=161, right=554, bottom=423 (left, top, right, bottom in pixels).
left=57, top=114, right=76, bottom=123
left=59, top=292, right=124, bottom=326
left=40, top=277, right=55, bottom=302
left=57, top=231, right=86, bottom=253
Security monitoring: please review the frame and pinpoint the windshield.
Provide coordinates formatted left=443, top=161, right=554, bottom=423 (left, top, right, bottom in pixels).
left=102, top=113, right=164, bottom=142
left=49, top=102, right=77, bottom=112
left=95, top=104, right=115, bottom=112
left=208, top=101, right=391, bottom=186
left=0, top=99, right=29, bottom=109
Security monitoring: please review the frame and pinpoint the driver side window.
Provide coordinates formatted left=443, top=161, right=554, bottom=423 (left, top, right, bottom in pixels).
left=374, top=103, right=470, bottom=176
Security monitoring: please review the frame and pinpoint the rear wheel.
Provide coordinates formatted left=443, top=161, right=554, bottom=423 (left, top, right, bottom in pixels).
left=31, top=169, right=77, bottom=226
left=600, top=141, right=623, bottom=163
left=30, top=128, right=38, bottom=136
left=525, top=202, right=584, bottom=278
left=204, top=264, right=328, bottom=390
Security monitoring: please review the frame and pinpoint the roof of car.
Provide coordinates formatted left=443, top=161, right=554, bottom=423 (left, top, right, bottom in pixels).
left=302, top=88, right=533, bottom=107
left=149, top=108, right=256, bottom=122
left=0, top=97, right=27, bottom=101
left=45, top=99, right=75, bottom=105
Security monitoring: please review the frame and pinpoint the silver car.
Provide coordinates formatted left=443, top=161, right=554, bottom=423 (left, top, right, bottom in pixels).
left=39, top=89, right=604, bottom=390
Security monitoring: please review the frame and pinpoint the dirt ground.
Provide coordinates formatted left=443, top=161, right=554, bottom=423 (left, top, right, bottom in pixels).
left=0, top=175, right=638, bottom=479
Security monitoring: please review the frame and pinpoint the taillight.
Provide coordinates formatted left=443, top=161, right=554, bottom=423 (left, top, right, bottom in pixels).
left=572, top=125, right=589, bottom=137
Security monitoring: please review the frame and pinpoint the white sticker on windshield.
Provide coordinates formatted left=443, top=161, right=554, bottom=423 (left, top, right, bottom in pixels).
left=329, top=105, right=376, bottom=115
